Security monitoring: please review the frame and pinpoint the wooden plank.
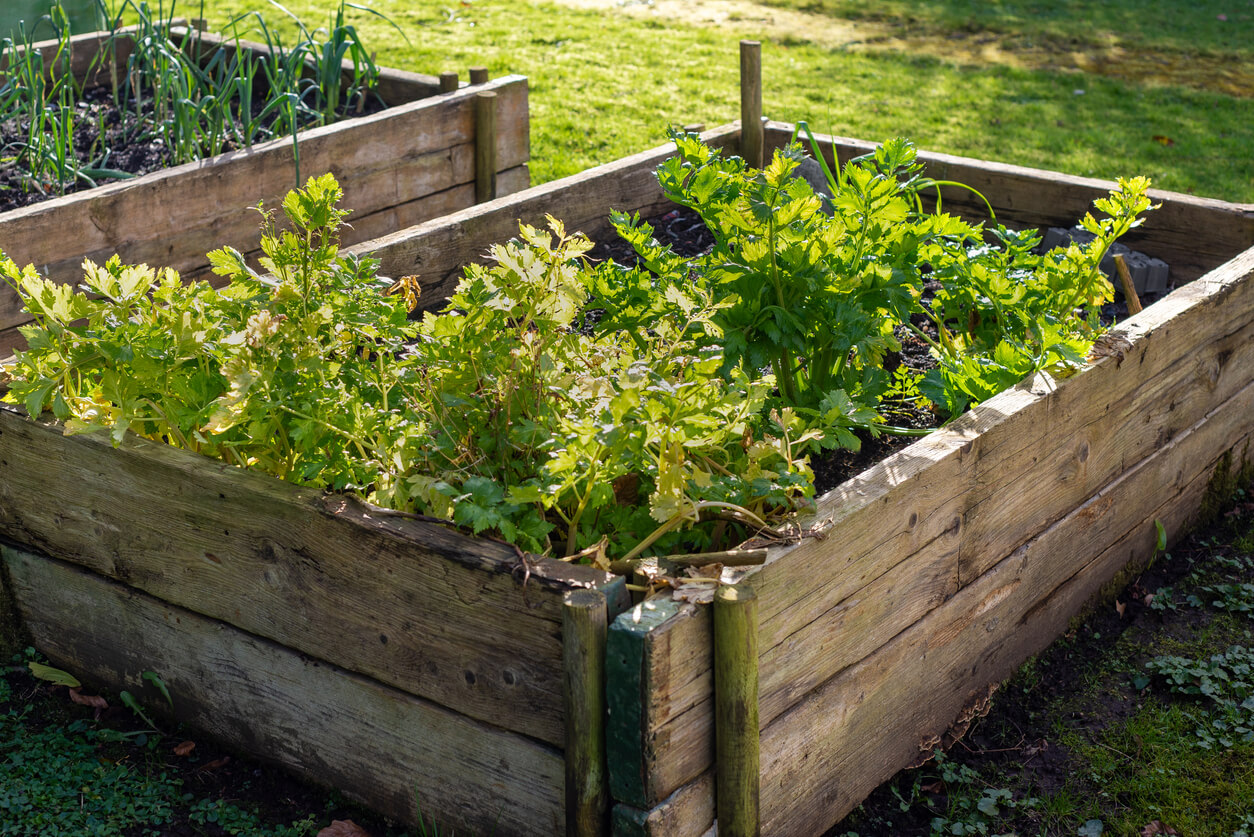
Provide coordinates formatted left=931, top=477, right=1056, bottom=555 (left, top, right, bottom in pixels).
left=713, top=584, right=760, bottom=837
left=629, top=246, right=1254, bottom=803
left=346, top=124, right=742, bottom=309
left=644, top=375, right=1254, bottom=837
left=751, top=246, right=1254, bottom=713
left=0, top=405, right=624, bottom=746
left=564, top=589, right=610, bottom=837
left=756, top=382, right=1254, bottom=835
left=610, top=774, right=714, bottom=837
left=2, top=547, right=564, bottom=837
left=766, top=124, right=1254, bottom=282
left=606, top=600, right=713, bottom=809
left=0, top=75, right=529, bottom=332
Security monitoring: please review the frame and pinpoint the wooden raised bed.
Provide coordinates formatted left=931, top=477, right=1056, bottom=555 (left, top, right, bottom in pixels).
left=0, top=22, right=530, bottom=357
left=1, top=120, right=1253, bottom=836
left=350, top=121, right=1254, bottom=834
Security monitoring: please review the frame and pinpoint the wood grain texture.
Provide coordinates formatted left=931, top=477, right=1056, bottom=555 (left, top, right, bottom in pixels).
left=0, top=73, right=529, bottom=334
left=0, top=163, right=524, bottom=358
left=755, top=382, right=1254, bottom=835
left=606, top=600, right=713, bottom=809
left=765, top=124, right=1254, bottom=283
left=610, top=774, right=714, bottom=837
left=0, top=404, right=624, bottom=746
left=635, top=377, right=1254, bottom=836
left=713, top=585, right=759, bottom=837
left=564, top=589, right=610, bottom=837
left=2, top=547, right=565, bottom=837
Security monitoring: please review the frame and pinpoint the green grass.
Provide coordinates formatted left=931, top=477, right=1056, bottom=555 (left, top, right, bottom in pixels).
left=761, top=0, right=1254, bottom=57
left=1062, top=700, right=1254, bottom=835
left=182, top=0, right=1253, bottom=200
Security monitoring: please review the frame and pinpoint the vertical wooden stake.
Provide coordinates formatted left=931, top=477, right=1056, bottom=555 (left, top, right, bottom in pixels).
left=564, top=589, right=609, bottom=837
left=475, top=90, right=498, bottom=203
left=439, top=71, right=459, bottom=93
left=739, top=40, right=763, bottom=169
left=1114, top=253, right=1144, bottom=315
left=714, top=583, right=760, bottom=837
left=469, top=66, right=490, bottom=85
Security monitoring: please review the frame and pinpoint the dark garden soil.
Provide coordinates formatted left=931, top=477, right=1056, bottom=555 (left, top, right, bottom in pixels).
left=0, top=86, right=168, bottom=212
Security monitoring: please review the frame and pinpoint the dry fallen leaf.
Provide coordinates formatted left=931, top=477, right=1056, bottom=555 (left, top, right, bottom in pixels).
left=68, top=688, right=108, bottom=711
left=195, top=756, right=231, bottom=773
left=173, top=740, right=196, bottom=757
left=1115, top=599, right=1127, bottom=618
left=317, top=820, right=372, bottom=837
left=1140, top=821, right=1181, bottom=836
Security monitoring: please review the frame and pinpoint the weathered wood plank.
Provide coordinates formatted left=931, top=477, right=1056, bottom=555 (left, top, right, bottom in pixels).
left=610, top=774, right=714, bottom=837
left=606, top=599, right=714, bottom=809
left=347, top=124, right=742, bottom=308
left=0, top=405, right=623, bottom=746
left=751, top=246, right=1254, bottom=716
left=0, top=75, right=529, bottom=333
left=756, top=383, right=1254, bottom=835
left=641, top=375, right=1254, bottom=836
left=2, top=547, right=564, bottom=837
left=765, top=124, right=1254, bottom=282
left=627, top=245, right=1254, bottom=805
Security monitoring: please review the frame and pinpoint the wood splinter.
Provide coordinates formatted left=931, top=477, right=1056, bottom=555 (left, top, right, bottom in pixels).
left=1113, top=253, right=1144, bottom=315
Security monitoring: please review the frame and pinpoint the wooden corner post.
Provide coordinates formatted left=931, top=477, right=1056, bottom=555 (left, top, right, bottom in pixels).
left=714, top=583, right=760, bottom=837
left=564, top=588, right=610, bottom=836
left=739, top=40, right=763, bottom=169
left=475, top=90, right=498, bottom=204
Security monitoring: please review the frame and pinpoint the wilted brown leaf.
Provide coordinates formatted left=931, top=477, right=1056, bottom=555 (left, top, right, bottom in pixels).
left=317, top=820, right=372, bottom=837
left=1140, top=821, right=1180, bottom=836
left=68, top=688, right=108, bottom=710
left=195, top=756, right=231, bottom=773
left=1115, top=599, right=1127, bottom=618
left=173, top=740, right=196, bottom=757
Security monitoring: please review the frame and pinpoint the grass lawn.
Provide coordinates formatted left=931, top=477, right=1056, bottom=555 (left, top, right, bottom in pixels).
left=187, top=0, right=1253, bottom=200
